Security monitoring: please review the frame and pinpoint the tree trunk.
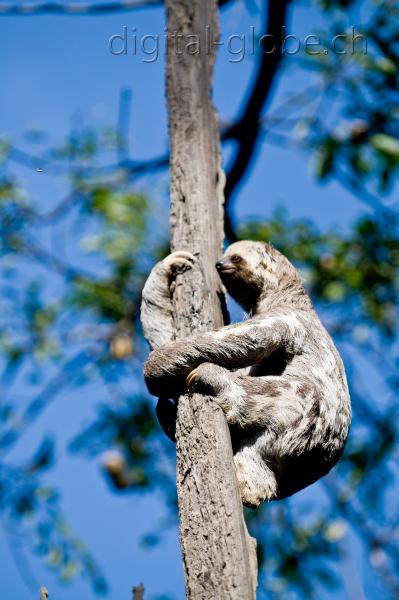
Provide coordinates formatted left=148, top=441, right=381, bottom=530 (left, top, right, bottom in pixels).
left=165, top=1, right=258, bottom=598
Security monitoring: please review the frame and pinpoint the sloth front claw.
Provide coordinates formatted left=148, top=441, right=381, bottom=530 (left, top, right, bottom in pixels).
left=186, top=368, right=199, bottom=391
left=185, top=362, right=230, bottom=396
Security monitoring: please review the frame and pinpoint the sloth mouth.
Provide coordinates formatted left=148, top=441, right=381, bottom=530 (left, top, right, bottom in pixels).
left=218, top=267, right=236, bottom=275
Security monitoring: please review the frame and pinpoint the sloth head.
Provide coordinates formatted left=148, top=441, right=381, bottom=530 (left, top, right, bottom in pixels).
left=215, top=240, right=305, bottom=312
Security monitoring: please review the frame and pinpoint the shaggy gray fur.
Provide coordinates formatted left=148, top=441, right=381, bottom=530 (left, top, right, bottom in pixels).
left=141, top=242, right=351, bottom=507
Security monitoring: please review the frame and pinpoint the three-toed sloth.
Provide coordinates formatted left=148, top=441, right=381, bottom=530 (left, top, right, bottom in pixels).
left=141, top=241, right=351, bottom=507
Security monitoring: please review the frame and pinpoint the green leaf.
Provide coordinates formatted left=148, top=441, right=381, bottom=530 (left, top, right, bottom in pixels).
left=370, top=134, right=399, bottom=159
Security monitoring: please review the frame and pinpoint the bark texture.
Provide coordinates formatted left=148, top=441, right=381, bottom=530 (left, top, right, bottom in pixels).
left=132, top=583, right=145, bottom=600
left=165, top=1, right=257, bottom=597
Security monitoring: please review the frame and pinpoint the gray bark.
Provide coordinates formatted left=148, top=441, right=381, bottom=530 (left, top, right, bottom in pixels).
left=165, top=1, right=258, bottom=598
left=132, top=583, right=145, bottom=600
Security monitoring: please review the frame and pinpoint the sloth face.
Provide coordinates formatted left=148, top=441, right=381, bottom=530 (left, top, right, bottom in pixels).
left=215, top=241, right=279, bottom=311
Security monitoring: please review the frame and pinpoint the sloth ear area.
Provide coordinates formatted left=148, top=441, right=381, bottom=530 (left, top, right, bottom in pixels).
left=260, top=254, right=277, bottom=272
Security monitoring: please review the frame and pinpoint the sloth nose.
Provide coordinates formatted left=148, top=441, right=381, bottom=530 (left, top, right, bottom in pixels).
left=216, top=259, right=234, bottom=273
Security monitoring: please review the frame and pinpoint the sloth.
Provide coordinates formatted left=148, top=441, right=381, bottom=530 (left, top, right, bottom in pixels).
left=141, top=241, right=351, bottom=507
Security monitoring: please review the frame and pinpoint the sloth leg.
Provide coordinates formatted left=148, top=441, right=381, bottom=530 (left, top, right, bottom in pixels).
left=187, top=364, right=303, bottom=429
left=186, top=365, right=308, bottom=506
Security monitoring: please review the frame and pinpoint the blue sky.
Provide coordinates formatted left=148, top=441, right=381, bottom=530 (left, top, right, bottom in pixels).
left=0, top=2, right=378, bottom=599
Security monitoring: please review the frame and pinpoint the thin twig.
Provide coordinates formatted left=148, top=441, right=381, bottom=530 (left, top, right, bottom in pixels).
left=0, top=0, right=162, bottom=16
left=0, top=0, right=233, bottom=16
left=132, top=583, right=145, bottom=600
left=117, top=88, right=133, bottom=164
left=0, top=348, right=99, bottom=452
left=7, top=144, right=169, bottom=178
left=3, top=527, right=39, bottom=593
left=21, top=239, right=97, bottom=281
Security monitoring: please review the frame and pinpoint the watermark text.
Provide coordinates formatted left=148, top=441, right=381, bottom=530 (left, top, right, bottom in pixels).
left=108, top=26, right=368, bottom=63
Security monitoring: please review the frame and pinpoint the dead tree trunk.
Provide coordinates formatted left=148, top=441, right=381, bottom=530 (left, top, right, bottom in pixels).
left=165, top=1, right=258, bottom=597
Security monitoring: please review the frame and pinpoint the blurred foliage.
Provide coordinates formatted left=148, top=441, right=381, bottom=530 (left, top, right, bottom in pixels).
left=240, top=209, right=399, bottom=336
left=70, top=395, right=175, bottom=497
left=0, top=0, right=399, bottom=598
left=0, top=438, right=107, bottom=593
left=319, top=3, right=399, bottom=194
left=0, top=121, right=171, bottom=592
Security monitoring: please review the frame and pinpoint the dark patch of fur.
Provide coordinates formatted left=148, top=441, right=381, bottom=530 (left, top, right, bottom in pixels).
left=221, top=265, right=263, bottom=312
left=249, top=349, right=292, bottom=377
left=307, top=399, right=321, bottom=422
left=217, top=290, right=231, bottom=326
left=297, top=383, right=313, bottom=399
left=277, top=447, right=336, bottom=499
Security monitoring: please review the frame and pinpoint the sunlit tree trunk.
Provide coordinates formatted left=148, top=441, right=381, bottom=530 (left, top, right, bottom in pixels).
left=165, top=1, right=258, bottom=597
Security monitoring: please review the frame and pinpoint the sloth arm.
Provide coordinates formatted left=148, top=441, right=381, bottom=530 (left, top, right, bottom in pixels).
left=141, top=252, right=195, bottom=350
left=141, top=262, right=174, bottom=350
left=144, top=313, right=305, bottom=396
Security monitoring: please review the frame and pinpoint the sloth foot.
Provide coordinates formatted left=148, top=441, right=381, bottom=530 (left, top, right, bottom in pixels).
left=235, top=457, right=278, bottom=508
left=186, top=362, right=231, bottom=396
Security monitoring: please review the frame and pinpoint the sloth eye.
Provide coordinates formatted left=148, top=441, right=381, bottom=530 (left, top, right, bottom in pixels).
left=230, top=254, right=242, bottom=264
